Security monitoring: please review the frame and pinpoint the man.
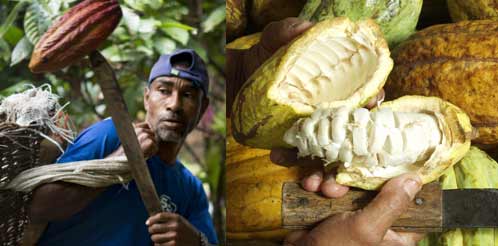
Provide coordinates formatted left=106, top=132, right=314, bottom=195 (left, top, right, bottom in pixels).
left=31, top=49, right=218, bottom=245
left=226, top=18, right=424, bottom=246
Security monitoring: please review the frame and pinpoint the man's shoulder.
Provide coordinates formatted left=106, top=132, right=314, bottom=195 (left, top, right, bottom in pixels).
left=57, top=118, right=120, bottom=163
left=75, top=118, right=119, bottom=145
left=81, top=118, right=117, bottom=135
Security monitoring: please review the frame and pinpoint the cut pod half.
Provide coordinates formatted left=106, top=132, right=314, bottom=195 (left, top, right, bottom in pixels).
left=284, top=96, right=473, bottom=190
left=232, top=17, right=393, bottom=149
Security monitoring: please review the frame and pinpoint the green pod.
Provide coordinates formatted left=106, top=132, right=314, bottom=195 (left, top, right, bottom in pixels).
left=420, top=147, right=498, bottom=246
left=298, top=0, right=423, bottom=47
left=454, top=148, right=496, bottom=246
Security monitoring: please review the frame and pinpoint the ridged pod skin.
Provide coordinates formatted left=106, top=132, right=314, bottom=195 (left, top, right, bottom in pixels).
left=299, top=0, right=423, bottom=47
left=232, top=17, right=392, bottom=149
left=227, top=0, right=247, bottom=42
left=447, top=0, right=498, bottom=22
left=418, top=147, right=498, bottom=246
left=335, top=96, right=472, bottom=190
left=384, top=20, right=498, bottom=145
left=226, top=120, right=300, bottom=240
left=249, top=0, right=306, bottom=31
left=29, top=0, right=122, bottom=73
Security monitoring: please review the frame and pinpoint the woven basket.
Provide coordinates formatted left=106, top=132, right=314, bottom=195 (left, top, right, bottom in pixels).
left=0, top=123, right=43, bottom=246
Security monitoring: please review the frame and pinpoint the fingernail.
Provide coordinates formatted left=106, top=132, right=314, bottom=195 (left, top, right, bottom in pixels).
left=290, top=21, right=308, bottom=29
left=290, top=22, right=301, bottom=28
left=145, top=219, right=150, bottom=226
left=403, top=178, right=421, bottom=199
left=309, top=173, right=321, bottom=181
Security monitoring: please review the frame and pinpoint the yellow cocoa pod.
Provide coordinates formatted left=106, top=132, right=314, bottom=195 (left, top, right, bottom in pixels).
left=385, top=20, right=498, bottom=145
left=225, top=33, right=261, bottom=50
left=227, top=0, right=247, bottom=42
left=232, top=17, right=392, bottom=149
left=226, top=119, right=300, bottom=240
left=447, top=0, right=498, bottom=22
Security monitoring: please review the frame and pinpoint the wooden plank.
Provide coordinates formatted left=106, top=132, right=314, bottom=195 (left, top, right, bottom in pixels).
left=282, top=182, right=442, bottom=232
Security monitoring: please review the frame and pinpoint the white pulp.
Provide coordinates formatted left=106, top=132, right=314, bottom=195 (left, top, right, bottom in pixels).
left=283, top=106, right=442, bottom=177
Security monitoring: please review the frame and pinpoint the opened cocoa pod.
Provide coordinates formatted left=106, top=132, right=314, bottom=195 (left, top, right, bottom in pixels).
left=29, top=0, right=122, bottom=73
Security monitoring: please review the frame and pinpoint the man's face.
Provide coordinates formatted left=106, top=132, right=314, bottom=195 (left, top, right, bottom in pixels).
left=144, top=76, right=208, bottom=144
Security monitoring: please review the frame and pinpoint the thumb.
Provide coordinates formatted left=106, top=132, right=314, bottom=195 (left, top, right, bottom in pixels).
left=260, top=17, right=314, bottom=54
left=283, top=230, right=308, bottom=246
left=354, top=173, right=422, bottom=238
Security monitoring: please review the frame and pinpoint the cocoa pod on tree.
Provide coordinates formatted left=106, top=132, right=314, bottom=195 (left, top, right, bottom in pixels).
left=29, top=0, right=122, bottom=73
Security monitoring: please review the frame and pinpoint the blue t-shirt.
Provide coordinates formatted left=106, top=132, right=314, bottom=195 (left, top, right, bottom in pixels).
left=37, top=118, right=218, bottom=245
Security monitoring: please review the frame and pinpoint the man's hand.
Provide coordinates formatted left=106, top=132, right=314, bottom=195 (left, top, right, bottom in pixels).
left=146, top=212, right=201, bottom=246
left=241, top=17, right=314, bottom=81
left=283, top=173, right=425, bottom=246
left=134, top=122, right=158, bottom=159
left=109, top=122, right=158, bottom=159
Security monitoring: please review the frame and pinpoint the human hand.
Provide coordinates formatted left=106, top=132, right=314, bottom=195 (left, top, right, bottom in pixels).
left=146, top=212, right=201, bottom=246
left=227, top=18, right=314, bottom=114
left=241, top=17, right=314, bottom=82
left=109, top=122, right=158, bottom=159
left=133, top=122, right=158, bottom=159
left=270, top=147, right=349, bottom=198
left=283, top=173, right=425, bottom=246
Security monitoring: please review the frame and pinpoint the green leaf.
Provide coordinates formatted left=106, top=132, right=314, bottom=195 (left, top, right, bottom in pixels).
left=101, top=45, right=143, bottom=63
left=0, top=38, right=11, bottom=62
left=145, top=0, right=163, bottom=10
left=60, top=0, right=79, bottom=9
left=161, top=20, right=196, bottom=32
left=0, top=2, right=27, bottom=39
left=162, top=26, right=189, bottom=46
left=159, top=2, right=188, bottom=19
left=188, top=39, right=208, bottom=61
left=47, top=0, right=62, bottom=14
left=121, top=6, right=140, bottom=34
left=3, top=26, right=23, bottom=46
left=137, top=45, right=154, bottom=56
left=138, top=18, right=159, bottom=34
left=201, top=5, right=225, bottom=33
left=153, top=37, right=176, bottom=54
left=10, top=36, right=33, bottom=66
left=24, top=2, right=53, bottom=44
left=124, top=0, right=147, bottom=12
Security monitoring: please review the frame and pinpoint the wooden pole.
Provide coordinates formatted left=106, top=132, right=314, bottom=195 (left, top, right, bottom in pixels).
left=89, top=51, right=162, bottom=215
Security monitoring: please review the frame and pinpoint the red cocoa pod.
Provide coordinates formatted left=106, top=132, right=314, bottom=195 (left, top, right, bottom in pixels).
left=29, top=0, right=122, bottom=73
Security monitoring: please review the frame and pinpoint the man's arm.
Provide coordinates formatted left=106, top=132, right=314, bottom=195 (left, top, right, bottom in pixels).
left=29, top=121, right=157, bottom=223
left=29, top=146, right=124, bottom=223
left=29, top=182, right=105, bottom=223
